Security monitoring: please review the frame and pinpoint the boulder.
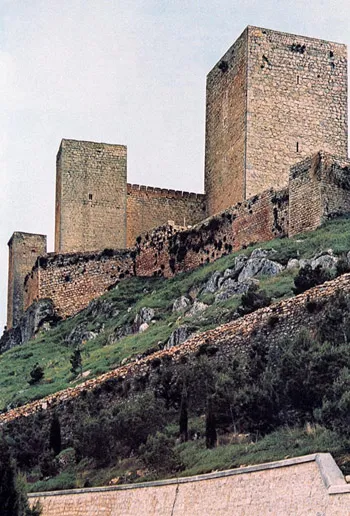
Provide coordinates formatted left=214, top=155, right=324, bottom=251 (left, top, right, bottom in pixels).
left=215, top=279, right=257, bottom=303
left=0, top=298, right=60, bottom=353
left=238, top=258, right=283, bottom=282
left=172, top=296, right=191, bottom=313
left=165, top=325, right=194, bottom=349
left=311, top=253, right=338, bottom=270
left=65, top=323, right=99, bottom=347
left=286, top=258, right=300, bottom=269
left=134, top=307, right=155, bottom=330
left=186, top=300, right=208, bottom=317
left=203, top=271, right=222, bottom=293
left=138, top=322, right=149, bottom=333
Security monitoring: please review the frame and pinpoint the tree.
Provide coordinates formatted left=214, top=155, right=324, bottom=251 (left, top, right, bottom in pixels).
left=205, top=396, right=217, bottom=449
left=179, top=388, right=188, bottom=442
left=28, top=363, right=44, bottom=385
left=70, top=347, right=82, bottom=376
left=0, top=433, right=41, bottom=515
left=49, top=414, right=62, bottom=456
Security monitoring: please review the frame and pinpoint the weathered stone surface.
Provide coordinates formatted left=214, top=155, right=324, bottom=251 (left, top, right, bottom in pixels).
left=134, top=308, right=155, bottom=331
left=172, top=296, right=192, bottom=313
left=0, top=299, right=59, bottom=353
left=215, top=280, right=255, bottom=303
left=311, top=253, right=338, bottom=270
left=286, top=258, right=300, bottom=270
left=186, top=301, right=208, bottom=317
left=165, top=326, right=193, bottom=349
left=238, top=258, right=283, bottom=282
left=65, top=323, right=99, bottom=347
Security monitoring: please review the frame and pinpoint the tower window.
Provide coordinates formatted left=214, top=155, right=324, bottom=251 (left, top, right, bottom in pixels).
left=296, top=142, right=299, bottom=152
left=297, top=75, right=300, bottom=85
left=89, top=193, right=93, bottom=200
left=329, top=50, right=334, bottom=58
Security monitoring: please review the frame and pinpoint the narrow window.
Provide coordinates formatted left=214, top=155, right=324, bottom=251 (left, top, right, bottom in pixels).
left=296, top=75, right=300, bottom=85
left=296, top=142, right=299, bottom=152
left=329, top=50, right=334, bottom=58
left=88, top=193, right=93, bottom=200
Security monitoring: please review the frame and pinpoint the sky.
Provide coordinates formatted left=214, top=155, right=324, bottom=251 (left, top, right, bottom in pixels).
left=0, top=0, right=349, bottom=331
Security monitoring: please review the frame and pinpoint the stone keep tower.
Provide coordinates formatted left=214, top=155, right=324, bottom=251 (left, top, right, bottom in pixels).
left=205, top=26, right=348, bottom=216
left=7, top=232, right=47, bottom=329
left=55, top=139, right=127, bottom=253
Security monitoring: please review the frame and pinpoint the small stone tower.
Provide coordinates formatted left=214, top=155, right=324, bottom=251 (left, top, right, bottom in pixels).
left=205, top=26, right=348, bottom=216
left=55, top=139, right=127, bottom=253
left=7, top=232, right=47, bottom=329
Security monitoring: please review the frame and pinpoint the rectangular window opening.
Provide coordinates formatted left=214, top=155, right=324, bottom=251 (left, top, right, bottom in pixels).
left=89, top=193, right=93, bottom=200
left=296, top=142, right=299, bottom=153
left=297, top=75, right=300, bottom=85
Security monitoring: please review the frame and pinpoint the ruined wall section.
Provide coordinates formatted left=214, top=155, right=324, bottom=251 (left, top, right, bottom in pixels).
left=246, top=26, right=348, bottom=197
left=55, top=139, right=127, bottom=253
left=136, top=188, right=288, bottom=278
left=7, top=233, right=47, bottom=329
left=289, top=151, right=350, bottom=236
left=205, top=27, right=248, bottom=216
left=24, top=250, right=134, bottom=319
left=126, top=185, right=206, bottom=247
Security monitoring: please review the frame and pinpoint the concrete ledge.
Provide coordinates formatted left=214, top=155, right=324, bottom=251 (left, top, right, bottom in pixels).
left=28, top=452, right=350, bottom=499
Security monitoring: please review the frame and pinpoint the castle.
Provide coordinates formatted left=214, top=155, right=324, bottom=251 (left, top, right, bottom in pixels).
left=4, top=26, right=350, bottom=345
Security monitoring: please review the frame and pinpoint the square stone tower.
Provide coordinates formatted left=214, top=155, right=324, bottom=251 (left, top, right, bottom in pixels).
left=205, top=26, right=348, bottom=216
left=55, top=139, right=127, bottom=253
left=7, top=232, right=47, bottom=329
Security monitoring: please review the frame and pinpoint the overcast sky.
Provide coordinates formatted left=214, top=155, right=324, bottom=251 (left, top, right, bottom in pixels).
left=1, top=0, right=349, bottom=330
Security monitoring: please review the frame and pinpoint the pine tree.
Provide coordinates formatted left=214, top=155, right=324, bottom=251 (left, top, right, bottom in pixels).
left=70, top=348, right=82, bottom=376
left=49, top=414, right=62, bottom=456
left=205, top=397, right=217, bottom=449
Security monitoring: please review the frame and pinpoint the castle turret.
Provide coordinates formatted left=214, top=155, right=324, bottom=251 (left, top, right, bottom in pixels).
left=7, top=232, right=47, bottom=329
left=55, top=139, right=128, bottom=253
left=205, top=26, right=348, bottom=216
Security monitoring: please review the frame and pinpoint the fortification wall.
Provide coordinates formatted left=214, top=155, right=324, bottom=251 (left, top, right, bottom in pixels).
left=7, top=233, right=47, bottom=329
left=289, top=151, right=350, bottom=236
left=205, top=27, right=248, bottom=215
left=24, top=250, right=134, bottom=319
left=29, top=455, right=350, bottom=516
left=55, top=139, right=127, bottom=253
left=135, top=188, right=289, bottom=277
left=126, top=184, right=206, bottom=247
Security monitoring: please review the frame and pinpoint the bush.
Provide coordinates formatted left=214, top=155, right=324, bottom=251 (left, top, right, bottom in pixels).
left=28, top=364, right=44, bottom=385
left=238, top=286, right=271, bottom=315
left=293, top=264, right=331, bottom=295
left=139, top=432, right=183, bottom=475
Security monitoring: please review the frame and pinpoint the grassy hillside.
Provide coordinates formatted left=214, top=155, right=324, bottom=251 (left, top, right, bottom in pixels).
left=1, top=216, right=350, bottom=411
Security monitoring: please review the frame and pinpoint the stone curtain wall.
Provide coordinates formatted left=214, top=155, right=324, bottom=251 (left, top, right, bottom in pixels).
left=246, top=27, right=348, bottom=198
left=126, top=184, right=206, bottom=247
left=205, top=27, right=248, bottom=216
left=289, top=151, right=350, bottom=236
left=136, top=188, right=289, bottom=278
left=20, top=189, right=287, bottom=321
left=7, top=233, right=47, bottom=329
left=29, top=455, right=350, bottom=516
left=23, top=250, right=134, bottom=319
left=55, top=139, right=128, bottom=253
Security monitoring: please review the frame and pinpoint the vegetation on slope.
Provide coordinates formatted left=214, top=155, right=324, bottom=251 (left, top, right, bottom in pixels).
left=1, top=217, right=350, bottom=491
left=1, top=216, right=350, bottom=411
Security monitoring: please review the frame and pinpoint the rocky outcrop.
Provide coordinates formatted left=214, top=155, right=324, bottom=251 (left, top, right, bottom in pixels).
left=0, top=299, right=60, bottom=353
